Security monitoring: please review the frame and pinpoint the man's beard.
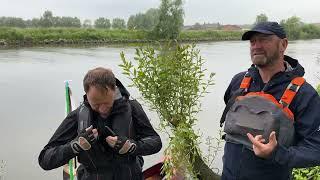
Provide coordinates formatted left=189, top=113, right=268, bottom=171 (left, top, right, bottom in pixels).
left=251, top=48, right=280, bottom=68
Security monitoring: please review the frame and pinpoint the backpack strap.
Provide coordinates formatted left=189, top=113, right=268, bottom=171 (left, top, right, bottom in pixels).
left=220, top=73, right=251, bottom=127
left=128, top=99, right=145, bottom=167
left=78, top=103, right=92, bottom=134
left=240, top=73, right=252, bottom=92
left=279, top=77, right=305, bottom=108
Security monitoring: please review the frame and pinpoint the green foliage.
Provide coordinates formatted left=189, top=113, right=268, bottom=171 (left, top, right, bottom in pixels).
left=120, top=42, right=215, bottom=178
left=280, top=16, right=303, bottom=40
left=39, top=10, right=54, bottom=27
left=300, top=24, right=320, bottom=39
left=292, top=83, right=320, bottom=180
left=204, top=129, right=224, bottom=173
left=0, top=17, right=26, bottom=28
left=279, top=16, right=320, bottom=40
left=52, top=16, right=81, bottom=28
left=83, top=19, right=92, bottom=28
left=94, top=18, right=111, bottom=29
left=153, top=0, right=184, bottom=39
left=179, top=30, right=243, bottom=41
left=0, top=27, right=243, bottom=44
left=127, top=13, right=147, bottom=30
left=145, top=8, right=160, bottom=30
left=112, top=18, right=126, bottom=29
left=0, top=27, right=24, bottom=40
left=0, top=27, right=149, bottom=43
left=293, top=167, right=320, bottom=180
left=0, top=11, right=81, bottom=28
left=127, top=8, right=159, bottom=31
left=29, top=18, right=40, bottom=27
left=254, top=13, right=268, bottom=25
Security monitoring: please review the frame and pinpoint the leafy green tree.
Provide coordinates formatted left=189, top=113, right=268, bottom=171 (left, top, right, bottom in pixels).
left=52, top=16, right=61, bottom=27
left=135, top=13, right=147, bottom=30
left=300, top=24, right=320, bottom=39
left=112, top=18, right=126, bottom=29
left=69, top=17, right=80, bottom=27
left=280, top=16, right=303, bottom=40
left=120, top=42, right=220, bottom=179
left=31, top=18, right=40, bottom=27
left=153, top=0, right=184, bottom=39
left=83, top=19, right=92, bottom=28
left=94, top=17, right=111, bottom=29
left=127, top=9, right=159, bottom=31
left=39, top=10, right=54, bottom=27
left=0, top=17, right=26, bottom=28
left=254, top=13, right=268, bottom=25
left=42, top=15, right=80, bottom=28
left=144, top=8, right=160, bottom=30
left=127, top=15, right=136, bottom=30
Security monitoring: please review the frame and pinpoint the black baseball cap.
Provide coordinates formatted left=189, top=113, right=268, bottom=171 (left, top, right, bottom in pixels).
left=242, top=21, right=287, bottom=40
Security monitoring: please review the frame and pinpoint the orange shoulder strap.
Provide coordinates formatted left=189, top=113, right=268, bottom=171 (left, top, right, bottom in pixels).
left=240, top=73, right=252, bottom=90
left=280, top=77, right=305, bottom=107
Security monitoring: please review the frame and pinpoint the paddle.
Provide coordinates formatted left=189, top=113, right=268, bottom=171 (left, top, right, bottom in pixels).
left=63, top=80, right=77, bottom=180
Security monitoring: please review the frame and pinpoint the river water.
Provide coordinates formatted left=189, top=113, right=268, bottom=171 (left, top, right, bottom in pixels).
left=0, top=39, right=319, bottom=180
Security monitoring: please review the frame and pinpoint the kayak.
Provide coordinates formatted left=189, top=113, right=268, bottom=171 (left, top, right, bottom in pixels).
left=143, top=157, right=185, bottom=180
left=143, top=161, right=164, bottom=180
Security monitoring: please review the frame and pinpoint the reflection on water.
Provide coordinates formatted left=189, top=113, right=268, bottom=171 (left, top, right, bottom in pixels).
left=0, top=39, right=320, bottom=180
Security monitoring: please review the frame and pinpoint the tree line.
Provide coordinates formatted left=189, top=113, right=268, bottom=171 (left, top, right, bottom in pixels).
left=0, top=10, right=159, bottom=30
left=0, top=11, right=126, bottom=29
left=0, top=0, right=184, bottom=39
left=0, top=4, right=175, bottom=32
left=1, top=3, right=320, bottom=41
left=255, top=13, right=320, bottom=40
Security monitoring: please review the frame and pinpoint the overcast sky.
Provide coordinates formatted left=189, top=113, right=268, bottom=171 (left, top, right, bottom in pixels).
left=1, top=0, right=320, bottom=25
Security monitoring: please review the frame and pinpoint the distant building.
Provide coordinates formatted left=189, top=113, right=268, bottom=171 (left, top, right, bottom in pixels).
left=183, top=23, right=244, bottom=31
left=183, top=22, right=220, bottom=30
left=221, top=24, right=242, bottom=31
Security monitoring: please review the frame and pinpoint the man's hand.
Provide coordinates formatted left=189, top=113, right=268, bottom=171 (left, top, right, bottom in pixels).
left=106, top=136, right=136, bottom=155
left=247, top=131, right=277, bottom=159
left=71, top=125, right=97, bottom=154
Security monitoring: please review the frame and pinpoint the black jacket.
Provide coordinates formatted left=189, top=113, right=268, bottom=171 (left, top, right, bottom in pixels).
left=222, top=55, right=320, bottom=180
left=38, top=79, right=162, bottom=180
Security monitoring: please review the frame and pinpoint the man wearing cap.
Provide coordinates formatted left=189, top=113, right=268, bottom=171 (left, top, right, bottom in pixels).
left=221, top=21, right=320, bottom=179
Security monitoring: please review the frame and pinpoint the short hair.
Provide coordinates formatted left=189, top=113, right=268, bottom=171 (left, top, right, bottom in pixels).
left=83, top=67, right=116, bottom=93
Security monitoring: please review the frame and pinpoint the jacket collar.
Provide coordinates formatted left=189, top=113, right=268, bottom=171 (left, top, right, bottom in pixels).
left=247, top=55, right=305, bottom=84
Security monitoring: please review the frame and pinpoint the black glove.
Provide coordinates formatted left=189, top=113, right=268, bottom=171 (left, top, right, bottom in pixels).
left=113, top=136, right=137, bottom=155
left=70, top=126, right=96, bottom=154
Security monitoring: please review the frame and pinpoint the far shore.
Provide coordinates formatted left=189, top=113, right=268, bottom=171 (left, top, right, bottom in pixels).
left=0, top=27, right=243, bottom=48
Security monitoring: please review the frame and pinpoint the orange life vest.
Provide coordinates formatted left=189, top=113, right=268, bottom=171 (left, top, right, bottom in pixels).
left=239, top=75, right=305, bottom=120
left=223, top=74, right=305, bottom=150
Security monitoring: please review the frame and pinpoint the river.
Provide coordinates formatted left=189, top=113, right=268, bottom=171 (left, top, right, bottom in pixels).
left=0, top=39, right=319, bottom=180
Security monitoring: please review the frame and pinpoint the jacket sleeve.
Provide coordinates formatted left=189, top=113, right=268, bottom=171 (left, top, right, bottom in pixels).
left=272, top=83, right=320, bottom=168
left=130, top=100, right=162, bottom=156
left=38, top=109, right=78, bottom=170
